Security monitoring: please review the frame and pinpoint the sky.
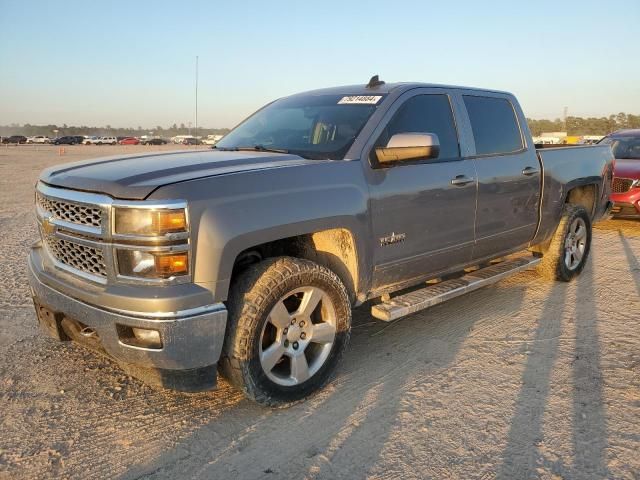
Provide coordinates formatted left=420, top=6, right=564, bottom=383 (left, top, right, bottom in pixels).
left=1, top=0, right=639, bottom=129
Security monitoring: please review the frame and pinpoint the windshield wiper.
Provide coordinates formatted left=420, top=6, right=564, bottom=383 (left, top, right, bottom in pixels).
left=213, top=145, right=289, bottom=154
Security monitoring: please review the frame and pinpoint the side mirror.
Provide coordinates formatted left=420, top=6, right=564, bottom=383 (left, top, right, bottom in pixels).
left=375, top=132, right=440, bottom=165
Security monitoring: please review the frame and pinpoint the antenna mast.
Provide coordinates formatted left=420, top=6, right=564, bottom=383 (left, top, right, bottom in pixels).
left=195, top=56, right=199, bottom=143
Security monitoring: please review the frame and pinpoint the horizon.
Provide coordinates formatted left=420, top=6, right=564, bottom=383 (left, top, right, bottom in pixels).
left=1, top=0, right=639, bottom=127
left=2, top=110, right=639, bottom=133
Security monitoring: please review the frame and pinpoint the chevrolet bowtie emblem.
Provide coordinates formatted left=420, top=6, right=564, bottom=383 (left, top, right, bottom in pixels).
left=42, top=215, right=56, bottom=235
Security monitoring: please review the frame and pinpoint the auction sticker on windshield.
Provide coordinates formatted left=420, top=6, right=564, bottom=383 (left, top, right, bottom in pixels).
left=338, top=95, right=382, bottom=104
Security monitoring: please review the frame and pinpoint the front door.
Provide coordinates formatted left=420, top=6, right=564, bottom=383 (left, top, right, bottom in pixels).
left=366, top=92, right=477, bottom=290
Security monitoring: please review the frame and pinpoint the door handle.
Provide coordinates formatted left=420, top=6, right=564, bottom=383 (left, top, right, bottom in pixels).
left=450, top=175, right=475, bottom=186
left=522, top=166, right=540, bottom=176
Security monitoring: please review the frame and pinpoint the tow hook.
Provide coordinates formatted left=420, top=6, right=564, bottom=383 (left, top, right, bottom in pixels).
left=80, top=326, right=97, bottom=338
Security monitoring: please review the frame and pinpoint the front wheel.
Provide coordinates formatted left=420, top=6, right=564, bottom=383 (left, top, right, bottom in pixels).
left=220, top=257, right=351, bottom=406
left=536, top=204, right=592, bottom=281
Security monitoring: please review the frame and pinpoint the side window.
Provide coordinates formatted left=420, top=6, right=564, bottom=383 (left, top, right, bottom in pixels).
left=375, top=94, right=460, bottom=160
left=463, top=96, right=523, bottom=155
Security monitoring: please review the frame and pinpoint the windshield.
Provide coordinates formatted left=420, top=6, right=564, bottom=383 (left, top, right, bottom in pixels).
left=599, top=136, right=640, bottom=159
left=215, top=94, right=385, bottom=160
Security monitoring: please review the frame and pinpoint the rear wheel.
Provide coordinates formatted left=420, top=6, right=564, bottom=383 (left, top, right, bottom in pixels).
left=536, top=204, right=592, bottom=281
left=220, top=257, right=351, bottom=406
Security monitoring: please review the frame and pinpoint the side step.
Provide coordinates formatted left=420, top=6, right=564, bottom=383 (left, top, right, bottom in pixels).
left=371, top=255, right=541, bottom=322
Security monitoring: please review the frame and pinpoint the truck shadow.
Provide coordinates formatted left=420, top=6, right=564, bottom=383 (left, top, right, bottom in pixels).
left=496, top=254, right=610, bottom=479
left=619, top=229, right=640, bottom=296
left=118, top=280, right=529, bottom=479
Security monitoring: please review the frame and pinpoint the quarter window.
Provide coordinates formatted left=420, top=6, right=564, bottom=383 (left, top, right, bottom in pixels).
left=463, top=96, right=523, bottom=155
left=375, top=94, right=460, bottom=160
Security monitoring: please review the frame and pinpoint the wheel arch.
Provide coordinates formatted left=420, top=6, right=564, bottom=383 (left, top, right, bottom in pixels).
left=225, top=227, right=361, bottom=305
left=563, top=182, right=598, bottom=219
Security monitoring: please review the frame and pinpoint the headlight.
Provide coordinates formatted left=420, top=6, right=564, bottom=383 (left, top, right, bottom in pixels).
left=116, top=250, right=189, bottom=279
left=114, top=208, right=187, bottom=236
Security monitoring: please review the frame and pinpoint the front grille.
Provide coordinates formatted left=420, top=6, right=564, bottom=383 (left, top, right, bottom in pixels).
left=37, top=192, right=102, bottom=228
left=612, top=178, right=634, bottom=194
left=43, top=235, right=107, bottom=277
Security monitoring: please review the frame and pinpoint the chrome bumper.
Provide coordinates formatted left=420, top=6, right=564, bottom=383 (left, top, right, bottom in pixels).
left=28, top=253, right=228, bottom=373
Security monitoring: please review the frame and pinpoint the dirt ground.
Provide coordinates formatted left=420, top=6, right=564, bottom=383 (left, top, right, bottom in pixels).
left=0, top=144, right=638, bottom=480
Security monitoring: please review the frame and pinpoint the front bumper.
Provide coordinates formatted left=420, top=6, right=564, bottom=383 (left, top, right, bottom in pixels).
left=611, top=190, right=640, bottom=218
left=28, top=246, right=228, bottom=391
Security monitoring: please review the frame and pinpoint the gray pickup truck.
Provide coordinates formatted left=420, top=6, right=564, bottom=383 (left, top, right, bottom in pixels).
left=28, top=77, right=614, bottom=405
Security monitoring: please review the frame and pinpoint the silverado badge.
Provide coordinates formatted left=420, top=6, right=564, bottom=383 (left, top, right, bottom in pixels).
left=380, top=232, right=406, bottom=247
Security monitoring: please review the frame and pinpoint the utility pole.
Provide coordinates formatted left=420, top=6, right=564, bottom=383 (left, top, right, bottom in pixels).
left=195, top=56, right=199, bottom=144
left=563, top=106, right=568, bottom=132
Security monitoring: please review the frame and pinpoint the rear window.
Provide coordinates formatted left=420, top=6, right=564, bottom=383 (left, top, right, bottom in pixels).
left=463, top=96, right=523, bottom=155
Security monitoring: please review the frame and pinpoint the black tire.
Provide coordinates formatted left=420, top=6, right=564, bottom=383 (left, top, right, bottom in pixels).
left=536, top=204, right=592, bottom=282
left=220, top=256, right=351, bottom=406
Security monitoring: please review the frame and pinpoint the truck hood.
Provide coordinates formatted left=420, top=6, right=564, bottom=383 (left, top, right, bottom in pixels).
left=614, top=159, right=640, bottom=179
left=40, top=149, right=319, bottom=200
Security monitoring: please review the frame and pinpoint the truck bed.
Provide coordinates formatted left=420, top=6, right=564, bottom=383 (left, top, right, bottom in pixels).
left=533, top=144, right=614, bottom=244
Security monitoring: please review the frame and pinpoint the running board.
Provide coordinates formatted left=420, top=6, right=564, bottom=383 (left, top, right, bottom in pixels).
left=371, top=255, right=541, bottom=322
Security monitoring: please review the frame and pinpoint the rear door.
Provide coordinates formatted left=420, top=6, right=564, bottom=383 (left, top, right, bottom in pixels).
left=365, top=89, right=477, bottom=290
left=460, top=94, right=541, bottom=260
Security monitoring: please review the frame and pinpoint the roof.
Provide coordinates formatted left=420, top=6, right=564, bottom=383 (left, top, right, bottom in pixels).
left=290, top=81, right=513, bottom=98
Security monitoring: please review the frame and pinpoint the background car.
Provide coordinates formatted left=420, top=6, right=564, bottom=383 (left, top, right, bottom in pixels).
left=141, top=137, right=168, bottom=145
left=119, top=137, right=140, bottom=145
left=1, top=135, right=28, bottom=144
left=53, top=136, right=83, bottom=145
left=182, top=137, right=201, bottom=145
left=27, top=135, right=51, bottom=144
left=599, top=129, right=640, bottom=218
left=85, top=136, right=117, bottom=145
left=202, top=134, right=223, bottom=145
left=96, top=136, right=117, bottom=145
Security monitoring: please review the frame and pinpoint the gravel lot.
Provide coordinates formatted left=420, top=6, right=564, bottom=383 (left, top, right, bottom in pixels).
left=0, top=145, right=638, bottom=479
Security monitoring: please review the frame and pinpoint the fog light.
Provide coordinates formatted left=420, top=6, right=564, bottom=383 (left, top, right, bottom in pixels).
left=117, top=324, right=163, bottom=349
left=133, top=328, right=162, bottom=348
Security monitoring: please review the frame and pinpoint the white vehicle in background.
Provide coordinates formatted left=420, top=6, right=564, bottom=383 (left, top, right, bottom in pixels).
left=579, top=135, right=605, bottom=145
left=532, top=136, right=561, bottom=145
left=84, top=136, right=117, bottom=145
left=83, top=136, right=98, bottom=145
left=27, top=135, right=52, bottom=144
left=96, top=136, right=117, bottom=145
left=171, top=135, right=195, bottom=144
left=202, top=134, right=223, bottom=145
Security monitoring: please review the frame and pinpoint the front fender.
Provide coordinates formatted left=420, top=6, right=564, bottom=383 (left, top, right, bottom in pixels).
left=150, top=160, right=371, bottom=302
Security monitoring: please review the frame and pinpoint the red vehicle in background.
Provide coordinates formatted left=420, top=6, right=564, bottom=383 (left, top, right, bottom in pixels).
left=119, top=137, right=140, bottom=145
left=600, top=130, right=640, bottom=218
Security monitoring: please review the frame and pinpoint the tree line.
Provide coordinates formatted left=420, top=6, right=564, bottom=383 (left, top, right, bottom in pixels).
left=2, top=112, right=639, bottom=138
left=527, top=113, right=640, bottom=136
left=0, top=123, right=230, bottom=138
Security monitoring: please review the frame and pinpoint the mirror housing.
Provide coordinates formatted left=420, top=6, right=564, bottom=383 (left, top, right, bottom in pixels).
left=375, top=132, right=440, bottom=165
